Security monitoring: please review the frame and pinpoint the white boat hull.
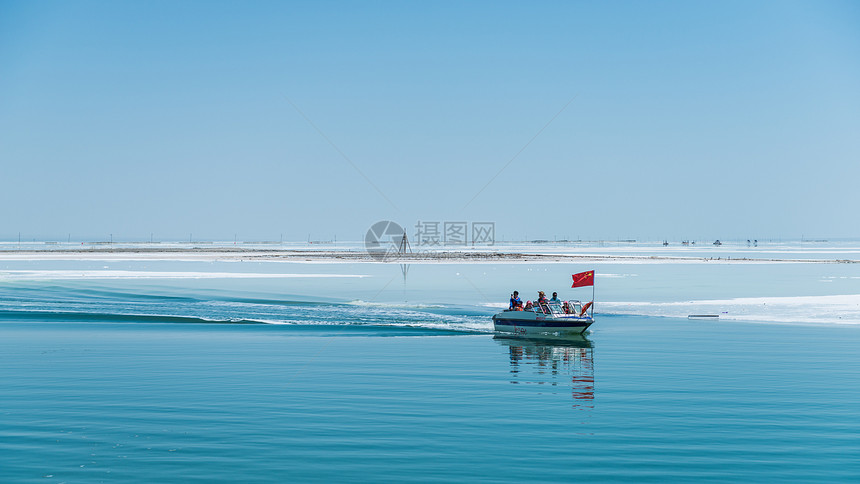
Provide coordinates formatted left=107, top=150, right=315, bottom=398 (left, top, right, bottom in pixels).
left=492, top=310, right=593, bottom=335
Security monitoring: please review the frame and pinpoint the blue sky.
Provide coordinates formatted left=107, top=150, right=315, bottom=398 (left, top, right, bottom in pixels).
left=1, top=0, right=858, bottom=242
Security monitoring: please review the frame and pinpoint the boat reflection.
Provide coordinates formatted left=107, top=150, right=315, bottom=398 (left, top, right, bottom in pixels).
left=494, top=334, right=595, bottom=409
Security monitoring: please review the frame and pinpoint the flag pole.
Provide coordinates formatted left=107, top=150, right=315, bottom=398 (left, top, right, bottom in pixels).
left=592, top=270, right=595, bottom=318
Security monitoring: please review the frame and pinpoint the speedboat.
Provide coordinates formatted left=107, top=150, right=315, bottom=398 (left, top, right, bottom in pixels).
left=492, top=301, right=593, bottom=335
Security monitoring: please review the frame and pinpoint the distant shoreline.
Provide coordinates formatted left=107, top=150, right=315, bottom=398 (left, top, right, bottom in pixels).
left=0, top=247, right=856, bottom=264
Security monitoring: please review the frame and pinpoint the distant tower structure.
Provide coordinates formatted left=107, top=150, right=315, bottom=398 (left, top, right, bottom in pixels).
left=398, top=232, right=411, bottom=284
left=398, top=232, right=411, bottom=255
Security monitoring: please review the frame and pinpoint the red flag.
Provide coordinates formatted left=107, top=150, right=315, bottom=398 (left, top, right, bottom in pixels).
left=571, top=270, right=594, bottom=288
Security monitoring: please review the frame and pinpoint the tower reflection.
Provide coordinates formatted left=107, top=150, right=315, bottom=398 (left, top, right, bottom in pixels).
left=494, top=334, right=595, bottom=408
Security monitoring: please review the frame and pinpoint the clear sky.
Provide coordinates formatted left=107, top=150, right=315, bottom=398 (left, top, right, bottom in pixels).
left=1, top=0, right=858, bottom=242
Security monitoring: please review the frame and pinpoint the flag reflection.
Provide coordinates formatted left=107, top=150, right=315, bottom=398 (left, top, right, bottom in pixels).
left=494, top=334, right=595, bottom=409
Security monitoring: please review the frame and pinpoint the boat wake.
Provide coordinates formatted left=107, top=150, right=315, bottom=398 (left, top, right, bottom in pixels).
left=0, top=287, right=494, bottom=334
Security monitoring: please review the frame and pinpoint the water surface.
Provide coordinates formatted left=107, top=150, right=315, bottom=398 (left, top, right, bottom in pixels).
left=2, top=249, right=859, bottom=481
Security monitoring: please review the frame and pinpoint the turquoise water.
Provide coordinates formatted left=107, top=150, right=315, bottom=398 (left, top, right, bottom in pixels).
left=2, top=254, right=860, bottom=481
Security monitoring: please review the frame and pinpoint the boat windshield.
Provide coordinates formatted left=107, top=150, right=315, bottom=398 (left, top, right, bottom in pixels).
left=532, top=302, right=564, bottom=315
left=531, top=301, right=584, bottom=315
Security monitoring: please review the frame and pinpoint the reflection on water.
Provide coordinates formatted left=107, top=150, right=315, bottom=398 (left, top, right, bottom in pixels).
left=494, top=334, right=595, bottom=409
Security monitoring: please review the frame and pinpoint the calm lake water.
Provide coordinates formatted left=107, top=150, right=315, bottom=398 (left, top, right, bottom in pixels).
left=2, top=248, right=859, bottom=482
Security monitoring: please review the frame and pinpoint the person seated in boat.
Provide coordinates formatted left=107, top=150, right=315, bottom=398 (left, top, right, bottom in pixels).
left=549, top=292, right=560, bottom=303
left=536, top=291, right=549, bottom=312
left=562, top=301, right=571, bottom=314
left=524, top=300, right=533, bottom=310
left=509, top=291, right=523, bottom=310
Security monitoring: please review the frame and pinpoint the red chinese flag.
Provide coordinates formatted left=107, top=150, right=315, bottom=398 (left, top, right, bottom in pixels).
left=571, top=270, right=594, bottom=288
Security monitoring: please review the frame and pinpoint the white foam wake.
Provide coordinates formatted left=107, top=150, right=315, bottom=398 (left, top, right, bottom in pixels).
left=347, top=300, right=446, bottom=309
